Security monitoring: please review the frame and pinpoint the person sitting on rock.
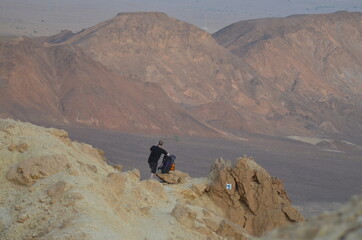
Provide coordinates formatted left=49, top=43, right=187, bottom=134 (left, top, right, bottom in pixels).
left=148, top=140, right=169, bottom=179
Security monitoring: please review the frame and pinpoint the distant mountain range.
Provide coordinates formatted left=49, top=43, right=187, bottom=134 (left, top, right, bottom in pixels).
left=213, top=11, right=362, bottom=136
left=1, top=11, right=361, bottom=137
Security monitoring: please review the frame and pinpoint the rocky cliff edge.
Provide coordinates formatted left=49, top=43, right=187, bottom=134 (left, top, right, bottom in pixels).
left=0, top=119, right=303, bottom=240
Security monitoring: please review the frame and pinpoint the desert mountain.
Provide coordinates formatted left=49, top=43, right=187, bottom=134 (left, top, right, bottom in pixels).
left=59, top=12, right=254, bottom=107
left=213, top=11, right=362, bottom=136
left=0, top=37, right=219, bottom=136
left=2, top=11, right=362, bottom=137
left=54, top=11, right=362, bottom=136
left=57, top=12, right=288, bottom=135
left=0, top=119, right=303, bottom=239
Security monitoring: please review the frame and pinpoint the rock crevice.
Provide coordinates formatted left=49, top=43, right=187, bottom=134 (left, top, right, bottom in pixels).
left=207, top=156, right=304, bottom=236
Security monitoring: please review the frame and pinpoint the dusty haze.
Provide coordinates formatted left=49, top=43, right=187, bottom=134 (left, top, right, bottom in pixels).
left=1, top=0, right=362, bottom=36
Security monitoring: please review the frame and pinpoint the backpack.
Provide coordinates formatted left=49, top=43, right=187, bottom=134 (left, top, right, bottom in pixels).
left=160, top=155, right=176, bottom=174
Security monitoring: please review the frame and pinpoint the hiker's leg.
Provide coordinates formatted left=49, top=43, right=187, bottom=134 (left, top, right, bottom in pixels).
left=149, top=162, right=157, bottom=179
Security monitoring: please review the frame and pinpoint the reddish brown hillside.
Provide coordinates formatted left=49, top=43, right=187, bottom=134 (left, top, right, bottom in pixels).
left=0, top=37, right=219, bottom=136
left=3, top=12, right=362, bottom=137
left=213, top=11, right=362, bottom=136
left=57, top=12, right=310, bottom=136
left=58, top=11, right=362, bottom=136
left=60, top=12, right=256, bottom=106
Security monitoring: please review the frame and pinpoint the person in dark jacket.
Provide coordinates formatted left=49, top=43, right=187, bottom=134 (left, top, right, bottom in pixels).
left=148, top=140, right=169, bottom=179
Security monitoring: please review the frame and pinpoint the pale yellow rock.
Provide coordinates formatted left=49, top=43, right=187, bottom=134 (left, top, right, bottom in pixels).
left=192, top=182, right=208, bottom=195
left=139, top=207, right=151, bottom=215
left=207, top=157, right=304, bottom=237
left=86, top=164, right=98, bottom=173
left=46, top=128, right=72, bottom=146
left=217, top=219, right=250, bottom=240
left=72, top=192, right=84, bottom=200
left=181, top=189, right=197, bottom=200
left=68, top=167, right=80, bottom=176
left=106, top=172, right=126, bottom=195
left=157, top=170, right=190, bottom=184
left=17, top=214, right=29, bottom=223
left=7, top=143, right=28, bottom=153
left=7, top=154, right=69, bottom=186
left=113, top=164, right=123, bottom=171
left=171, top=204, right=197, bottom=228
left=204, top=218, right=220, bottom=232
left=0, top=119, right=305, bottom=240
left=47, top=181, right=68, bottom=198
left=140, top=179, right=167, bottom=199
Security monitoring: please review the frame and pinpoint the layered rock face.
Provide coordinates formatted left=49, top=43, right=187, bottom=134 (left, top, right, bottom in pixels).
left=61, top=12, right=257, bottom=107
left=58, top=12, right=286, bottom=135
left=259, top=195, right=362, bottom=240
left=0, top=37, right=218, bottom=136
left=213, top=11, right=362, bottom=136
left=0, top=119, right=303, bottom=239
left=207, top=157, right=304, bottom=236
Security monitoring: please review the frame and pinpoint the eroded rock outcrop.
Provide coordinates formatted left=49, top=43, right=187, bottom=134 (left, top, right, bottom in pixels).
left=207, top=157, right=304, bottom=236
left=7, top=155, right=69, bottom=186
left=156, top=170, right=190, bottom=184
left=171, top=203, right=249, bottom=240
left=0, top=119, right=303, bottom=240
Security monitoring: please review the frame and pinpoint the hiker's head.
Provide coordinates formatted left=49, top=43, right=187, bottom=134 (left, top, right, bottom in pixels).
left=158, top=140, right=164, bottom=146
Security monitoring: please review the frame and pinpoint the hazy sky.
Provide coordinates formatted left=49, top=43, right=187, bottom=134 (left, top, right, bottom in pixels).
left=1, top=0, right=361, bottom=36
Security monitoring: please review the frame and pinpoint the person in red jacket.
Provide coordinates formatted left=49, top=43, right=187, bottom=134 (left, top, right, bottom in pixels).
left=148, top=140, right=169, bottom=179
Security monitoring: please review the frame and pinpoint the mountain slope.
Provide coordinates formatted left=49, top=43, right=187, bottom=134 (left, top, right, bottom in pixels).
left=2, top=11, right=362, bottom=137
left=61, top=12, right=255, bottom=106
left=0, top=37, right=218, bottom=136
left=213, top=11, right=362, bottom=136
left=58, top=12, right=286, bottom=135
left=59, top=11, right=362, bottom=136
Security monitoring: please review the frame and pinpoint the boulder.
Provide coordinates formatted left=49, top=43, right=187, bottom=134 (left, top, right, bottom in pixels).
left=113, top=164, right=123, bottom=171
left=191, top=181, right=209, bottom=195
left=217, top=219, right=248, bottom=240
left=171, top=203, right=249, bottom=240
left=156, top=170, right=190, bottom=184
left=171, top=204, right=197, bottom=228
left=207, top=156, right=304, bottom=236
left=8, top=143, right=29, bottom=153
left=140, top=179, right=168, bottom=200
left=6, top=155, right=69, bottom=186
left=46, top=128, right=72, bottom=146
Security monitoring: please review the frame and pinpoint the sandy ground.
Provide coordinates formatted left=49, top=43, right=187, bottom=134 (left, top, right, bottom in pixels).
left=33, top=123, right=362, bottom=219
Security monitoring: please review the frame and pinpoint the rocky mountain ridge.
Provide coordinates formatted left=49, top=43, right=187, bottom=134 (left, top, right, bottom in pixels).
left=56, top=12, right=275, bottom=135
left=0, top=36, right=219, bottom=136
left=58, top=11, right=362, bottom=136
left=213, top=11, right=362, bottom=136
left=1, top=11, right=362, bottom=137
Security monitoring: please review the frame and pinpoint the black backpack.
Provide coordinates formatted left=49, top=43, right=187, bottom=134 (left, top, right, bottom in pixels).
left=160, top=155, right=176, bottom=174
